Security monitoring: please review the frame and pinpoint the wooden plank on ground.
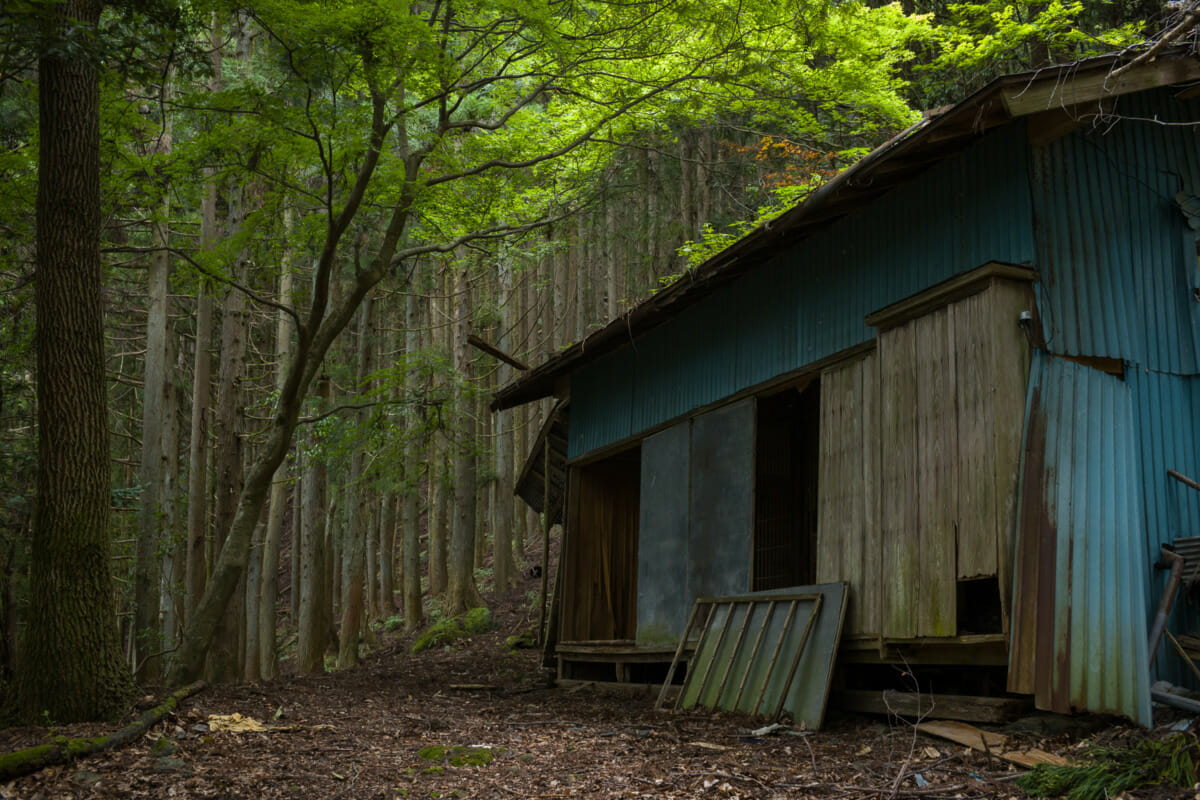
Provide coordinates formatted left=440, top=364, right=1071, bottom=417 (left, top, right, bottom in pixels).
left=833, top=689, right=1031, bottom=724
left=917, top=720, right=1070, bottom=769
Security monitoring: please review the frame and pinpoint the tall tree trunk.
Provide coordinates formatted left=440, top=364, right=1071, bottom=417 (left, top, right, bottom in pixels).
left=296, top=378, right=331, bottom=676
left=445, top=267, right=483, bottom=616
left=185, top=277, right=213, bottom=620
left=337, top=296, right=373, bottom=668
left=185, top=13, right=222, bottom=627
left=21, top=0, right=132, bottom=722
left=207, top=256, right=248, bottom=683
left=402, top=290, right=425, bottom=631
left=256, top=224, right=294, bottom=680
left=135, top=183, right=172, bottom=682
left=378, top=493, right=397, bottom=616
left=242, top=499, right=263, bottom=681
left=493, top=259, right=518, bottom=591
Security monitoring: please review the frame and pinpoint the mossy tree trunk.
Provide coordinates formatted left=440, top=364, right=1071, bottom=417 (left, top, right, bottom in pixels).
left=21, top=0, right=133, bottom=723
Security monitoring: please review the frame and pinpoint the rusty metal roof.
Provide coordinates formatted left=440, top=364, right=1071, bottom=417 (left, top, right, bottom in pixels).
left=493, top=50, right=1200, bottom=412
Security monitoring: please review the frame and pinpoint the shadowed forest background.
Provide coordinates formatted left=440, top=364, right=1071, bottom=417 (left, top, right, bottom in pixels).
left=0, top=0, right=1176, bottom=723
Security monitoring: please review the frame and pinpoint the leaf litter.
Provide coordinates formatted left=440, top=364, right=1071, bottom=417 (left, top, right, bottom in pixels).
left=0, top=578, right=1192, bottom=799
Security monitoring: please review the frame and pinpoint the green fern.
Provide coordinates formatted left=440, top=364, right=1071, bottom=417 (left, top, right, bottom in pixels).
left=1017, top=733, right=1199, bottom=800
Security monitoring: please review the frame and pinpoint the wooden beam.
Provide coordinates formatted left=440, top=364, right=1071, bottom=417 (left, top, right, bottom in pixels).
left=468, top=333, right=530, bottom=371
left=834, top=689, right=1031, bottom=724
left=1000, top=58, right=1200, bottom=117
left=865, top=262, right=1038, bottom=332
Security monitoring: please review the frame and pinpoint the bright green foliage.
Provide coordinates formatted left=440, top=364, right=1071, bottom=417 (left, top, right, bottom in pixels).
left=1018, top=733, right=1200, bottom=800
left=921, top=1, right=1145, bottom=101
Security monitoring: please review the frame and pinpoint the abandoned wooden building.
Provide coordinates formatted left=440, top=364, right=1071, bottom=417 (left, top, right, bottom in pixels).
left=494, top=51, right=1200, bottom=726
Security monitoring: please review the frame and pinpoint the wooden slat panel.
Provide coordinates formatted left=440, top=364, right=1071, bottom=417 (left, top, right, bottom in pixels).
left=817, top=363, right=856, bottom=587
left=955, top=291, right=998, bottom=579
left=818, top=353, right=881, bottom=637
left=989, top=280, right=1034, bottom=632
left=564, top=457, right=640, bottom=641
left=914, top=309, right=957, bottom=637
left=881, top=322, right=919, bottom=638
left=861, top=350, right=882, bottom=638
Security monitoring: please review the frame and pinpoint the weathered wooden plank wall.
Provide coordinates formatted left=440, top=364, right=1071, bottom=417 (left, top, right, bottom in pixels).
left=821, top=278, right=1031, bottom=640
left=817, top=351, right=880, bottom=637
left=562, top=454, right=640, bottom=641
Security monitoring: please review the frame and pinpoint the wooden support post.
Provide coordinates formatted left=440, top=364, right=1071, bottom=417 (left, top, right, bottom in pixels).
left=537, top=438, right=551, bottom=646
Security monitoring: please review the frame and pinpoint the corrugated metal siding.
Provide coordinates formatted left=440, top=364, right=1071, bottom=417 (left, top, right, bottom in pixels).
left=570, top=125, right=1036, bottom=457
left=1010, top=352, right=1152, bottom=725
left=1128, top=367, right=1200, bottom=685
left=1031, top=89, right=1200, bottom=375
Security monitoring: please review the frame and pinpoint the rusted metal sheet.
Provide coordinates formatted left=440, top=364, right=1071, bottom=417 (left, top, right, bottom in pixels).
left=1030, top=88, right=1200, bottom=376
left=1009, top=352, right=1152, bottom=725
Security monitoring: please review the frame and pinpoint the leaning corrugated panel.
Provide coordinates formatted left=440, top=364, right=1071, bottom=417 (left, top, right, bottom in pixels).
left=1010, top=351, right=1152, bottom=725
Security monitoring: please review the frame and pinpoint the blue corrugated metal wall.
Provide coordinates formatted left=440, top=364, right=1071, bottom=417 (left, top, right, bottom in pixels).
left=1026, top=89, right=1200, bottom=699
left=1018, top=353, right=1153, bottom=725
left=570, top=124, right=1037, bottom=457
left=1129, top=368, right=1200, bottom=686
left=1031, top=89, right=1200, bottom=375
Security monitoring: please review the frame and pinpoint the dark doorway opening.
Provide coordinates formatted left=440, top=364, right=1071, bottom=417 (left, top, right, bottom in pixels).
left=561, top=446, right=641, bottom=642
left=753, top=380, right=820, bottom=591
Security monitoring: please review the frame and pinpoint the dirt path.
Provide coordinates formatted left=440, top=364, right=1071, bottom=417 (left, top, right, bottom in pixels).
left=0, top=585, right=1181, bottom=799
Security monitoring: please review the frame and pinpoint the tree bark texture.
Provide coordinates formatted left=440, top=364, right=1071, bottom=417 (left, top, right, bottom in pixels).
left=257, top=239, right=295, bottom=680
left=296, top=379, right=331, bottom=676
left=22, top=0, right=133, bottom=722
left=446, top=268, right=483, bottom=616
left=337, top=296, right=373, bottom=668
left=402, top=290, right=425, bottom=631
left=135, top=194, right=171, bottom=682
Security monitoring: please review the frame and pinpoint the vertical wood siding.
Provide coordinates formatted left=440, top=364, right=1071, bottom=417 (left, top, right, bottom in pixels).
left=832, top=281, right=1030, bottom=640
left=816, top=351, right=881, bottom=637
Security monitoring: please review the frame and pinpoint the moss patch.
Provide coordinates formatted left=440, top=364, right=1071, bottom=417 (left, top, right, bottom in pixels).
left=504, top=630, right=537, bottom=650
left=417, top=745, right=504, bottom=771
left=411, top=608, right=495, bottom=655
left=635, top=623, right=678, bottom=647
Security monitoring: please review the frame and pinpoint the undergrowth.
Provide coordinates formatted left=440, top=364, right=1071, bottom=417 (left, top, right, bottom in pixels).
left=1017, top=733, right=1199, bottom=800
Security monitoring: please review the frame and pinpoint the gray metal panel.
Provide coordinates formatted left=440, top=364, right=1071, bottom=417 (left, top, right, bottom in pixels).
left=637, top=422, right=692, bottom=645
left=689, top=399, right=755, bottom=598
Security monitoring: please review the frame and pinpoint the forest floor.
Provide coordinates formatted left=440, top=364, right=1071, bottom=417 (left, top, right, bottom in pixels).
left=1, top=571, right=1196, bottom=800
